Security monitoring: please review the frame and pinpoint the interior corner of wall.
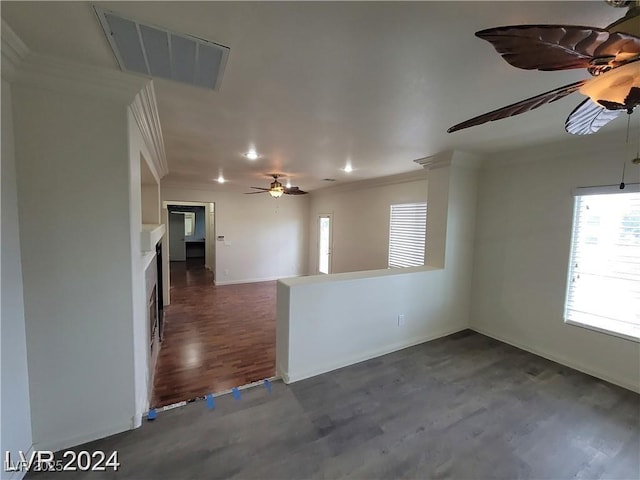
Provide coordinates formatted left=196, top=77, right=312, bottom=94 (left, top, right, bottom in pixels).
left=450, top=150, right=485, bottom=169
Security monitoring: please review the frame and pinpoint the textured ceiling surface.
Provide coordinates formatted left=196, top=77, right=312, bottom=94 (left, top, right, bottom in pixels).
left=2, top=1, right=626, bottom=191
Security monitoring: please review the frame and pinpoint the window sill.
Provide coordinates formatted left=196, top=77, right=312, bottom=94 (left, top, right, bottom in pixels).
left=565, top=319, right=640, bottom=344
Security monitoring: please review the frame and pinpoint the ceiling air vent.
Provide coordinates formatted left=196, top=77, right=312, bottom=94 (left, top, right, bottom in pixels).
left=94, top=7, right=229, bottom=91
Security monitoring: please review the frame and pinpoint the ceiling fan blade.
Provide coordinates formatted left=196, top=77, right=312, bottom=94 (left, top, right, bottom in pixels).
left=597, top=86, right=640, bottom=111
left=244, top=191, right=269, bottom=194
left=476, top=25, right=640, bottom=71
left=565, top=99, right=624, bottom=134
left=284, top=187, right=308, bottom=195
left=448, top=80, right=586, bottom=133
left=625, top=86, right=640, bottom=107
left=250, top=187, right=270, bottom=191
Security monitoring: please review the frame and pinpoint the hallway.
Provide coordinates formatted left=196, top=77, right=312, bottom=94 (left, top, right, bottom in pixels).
left=151, top=259, right=276, bottom=407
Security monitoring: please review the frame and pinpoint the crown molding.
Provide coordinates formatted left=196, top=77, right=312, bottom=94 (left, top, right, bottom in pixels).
left=161, top=180, right=231, bottom=193
left=311, top=169, right=428, bottom=196
left=15, top=52, right=150, bottom=103
left=130, top=82, right=169, bottom=179
left=1, top=19, right=29, bottom=81
left=415, top=150, right=484, bottom=170
left=414, top=151, right=453, bottom=170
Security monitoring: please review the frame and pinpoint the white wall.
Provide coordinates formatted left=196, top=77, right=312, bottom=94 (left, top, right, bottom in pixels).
left=1, top=78, right=33, bottom=479
left=471, top=134, right=640, bottom=392
left=13, top=83, right=137, bottom=451
left=308, top=174, right=428, bottom=274
left=161, top=185, right=310, bottom=286
left=278, top=155, right=479, bottom=382
left=141, top=185, right=160, bottom=225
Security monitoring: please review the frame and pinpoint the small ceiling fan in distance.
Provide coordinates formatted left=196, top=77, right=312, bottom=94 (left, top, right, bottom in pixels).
left=245, top=174, right=308, bottom=198
left=447, top=0, right=640, bottom=135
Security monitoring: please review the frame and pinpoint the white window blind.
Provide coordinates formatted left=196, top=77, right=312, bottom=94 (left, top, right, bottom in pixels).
left=184, top=212, right=195, bottom=236
left=565, top=189, right=640, bottom=341
left=388, top=202, right=427, bottom=268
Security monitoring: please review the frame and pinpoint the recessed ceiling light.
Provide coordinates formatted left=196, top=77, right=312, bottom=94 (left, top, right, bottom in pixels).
left=343, top=164, right=353, bottom=173
left=217, top=175, right=225, bottom=184
left=244, top=150, right=259, bottom=160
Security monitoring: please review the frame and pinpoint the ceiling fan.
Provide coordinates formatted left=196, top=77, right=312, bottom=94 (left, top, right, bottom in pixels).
left=245, top=174, right=308, bottom=198
left=448, top=0, right=640, bottom=135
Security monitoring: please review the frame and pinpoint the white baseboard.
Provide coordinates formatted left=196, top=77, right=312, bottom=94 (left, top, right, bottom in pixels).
left=471, top=326, right=640, bottom=394
left=2, top=444, right=32, bottom=480
left=276, top=365, right=291, bottom=384
left=215, top=274, right=304, bottom=286
left=34, top=421, right=132, bottom=453
left=287, top=327, right=467, bottom=383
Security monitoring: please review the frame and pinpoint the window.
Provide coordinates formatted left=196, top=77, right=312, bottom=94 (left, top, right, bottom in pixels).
left=388, top=202, right=427, bottom=268
left=184, top=212, right=195, bottom=237
left=565, top=187, right=640, bottom=341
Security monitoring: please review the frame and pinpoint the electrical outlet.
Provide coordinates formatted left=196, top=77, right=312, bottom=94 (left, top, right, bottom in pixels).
left=224, top=269, right=229, bottom=276
left=397, top=314, right=405, bottom=326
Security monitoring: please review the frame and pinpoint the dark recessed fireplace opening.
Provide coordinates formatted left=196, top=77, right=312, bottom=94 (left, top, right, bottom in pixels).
left=155, top=241, right=164, bottom=341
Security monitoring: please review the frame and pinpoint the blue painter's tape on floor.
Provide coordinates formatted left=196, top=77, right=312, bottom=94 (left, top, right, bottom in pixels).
left=232, top=387, right=241, bottom=400
left=264, top=379, right=272, bottom=394
left=148, top=409, right=157, bottom=421
left=206, top=394, right=215, bottom=410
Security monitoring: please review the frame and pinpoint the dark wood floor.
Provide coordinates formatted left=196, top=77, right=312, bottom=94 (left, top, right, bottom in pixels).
left=151, top=258, right=276, bottom=407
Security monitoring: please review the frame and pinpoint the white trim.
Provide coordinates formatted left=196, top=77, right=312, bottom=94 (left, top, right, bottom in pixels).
left=415, top=150, right=483, bottom=171
left=565, top=319, right=640, bottom=344
left=17, top=52, right=149, bottom=102
left=216, top=274, right=303, bottom=286
left=162, top=200, right=209, bottom=209
left=572, top=183, right=640, bottom=196
left=162, top=180, right=226, bottom=192
left=33, top=421, right=132, bottom=453
left=1, top=19, right=29, bottom=81
left=141, top=223, right=166, bottom=253
left=415, top=151, right=453, bottom=171
left=141, top=250, right=156, bottom=271
left=470, top=326, right=640, bottom=394
left=286, top=327, right=467, bottom=384
left=312, top=169, right=428, bottom=195
left=278, top=367, right=291, bottom=384
left=133, top=411, right=144, bottom=429
left=130, top=83, right=169, bottom=179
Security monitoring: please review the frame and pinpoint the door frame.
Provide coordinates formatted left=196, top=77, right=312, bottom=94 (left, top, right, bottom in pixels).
left=162, top=200, right=215, bottom=306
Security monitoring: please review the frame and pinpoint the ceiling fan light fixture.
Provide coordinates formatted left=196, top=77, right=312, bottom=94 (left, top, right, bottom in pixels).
left=580, top=61, right=640, bottom=108
left=269, top=187, right=284, bottom=198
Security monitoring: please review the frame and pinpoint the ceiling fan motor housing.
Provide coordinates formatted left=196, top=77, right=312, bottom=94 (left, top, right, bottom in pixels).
left=580, top=61, right=640, bottom=109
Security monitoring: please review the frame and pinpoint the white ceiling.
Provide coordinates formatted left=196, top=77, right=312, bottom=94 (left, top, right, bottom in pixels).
left=1, top=1, right=627, bottom=191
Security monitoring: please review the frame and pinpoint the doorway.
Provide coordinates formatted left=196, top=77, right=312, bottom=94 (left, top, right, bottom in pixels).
left=162, top=201, right=215, bottom=305
left=318, top=214, right=332, bottom=274
left=168, top=205, right=206, bottom=265
left=153, top=200, right=276, bottom=408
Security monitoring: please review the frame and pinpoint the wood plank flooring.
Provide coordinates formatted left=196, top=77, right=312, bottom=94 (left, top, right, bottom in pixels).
left=28, top=331, right=640, bottom=479
left=151, top=259, right=275, bottom=407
